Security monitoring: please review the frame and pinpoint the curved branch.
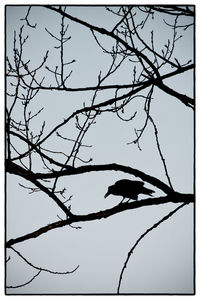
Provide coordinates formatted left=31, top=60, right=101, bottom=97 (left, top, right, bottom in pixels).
left=6, top=193, right=194, bottom=248
left=6, top=158, right=173, bottom=195
left=117, top=202, right=188, bottom=293
left=7, top=270, right=41, bottom=289
left=10, top=246, right=79, bottom=275
left=34, top=162, right=173, bottom=195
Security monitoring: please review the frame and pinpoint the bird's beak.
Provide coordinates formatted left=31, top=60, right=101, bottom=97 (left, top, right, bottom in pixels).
left=104, top=192, right=109, bottom=198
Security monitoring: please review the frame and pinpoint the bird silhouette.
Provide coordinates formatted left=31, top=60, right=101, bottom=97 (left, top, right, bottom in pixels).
left=104, top=179, right=154, bottom=201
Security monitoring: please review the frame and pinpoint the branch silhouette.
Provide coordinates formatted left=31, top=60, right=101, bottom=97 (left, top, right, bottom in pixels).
left=117, top=202, right=188, bottom=293
left=7, top=159, right=172, bottom=194
left=9, top=246, right=79, bottom=275
left=6, top=193, right=193, bottom=248
left=44, top=5, right=194, bottom=109
left=7, top=270, right=42, bottom=289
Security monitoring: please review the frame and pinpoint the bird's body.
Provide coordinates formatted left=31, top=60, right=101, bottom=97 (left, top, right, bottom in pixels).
left=104, top=179, right=154, bottom=201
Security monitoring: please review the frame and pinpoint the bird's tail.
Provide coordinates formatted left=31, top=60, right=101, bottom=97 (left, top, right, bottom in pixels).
left=142, top=187, right=154, bottom=196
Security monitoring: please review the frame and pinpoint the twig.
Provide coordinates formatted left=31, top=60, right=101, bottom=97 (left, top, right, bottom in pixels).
left=7, top=270, right=41, bottom=289
left=20, top=6, right=37, bottom=28
left=9, top=246, right=79, bottom=275
left=149, top=116, right=174, bottom=190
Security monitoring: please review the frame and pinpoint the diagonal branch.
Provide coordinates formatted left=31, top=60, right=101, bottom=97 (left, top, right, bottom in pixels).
left=21, top=63, right=194, bottom=93
left=44, top=5, right=160, bottom=78
left=9, top=130, right=73, bottom=170
left=9, top=62, right=194, bottom=163
left=6, top=160, right=74, bottom=217
left=6, top=193, right=194, bottom=248
left=154, top=80, right=194, bottom=108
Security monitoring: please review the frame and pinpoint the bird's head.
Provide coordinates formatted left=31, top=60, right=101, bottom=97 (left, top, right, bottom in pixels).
left=104, top=185, right=114, bottom=198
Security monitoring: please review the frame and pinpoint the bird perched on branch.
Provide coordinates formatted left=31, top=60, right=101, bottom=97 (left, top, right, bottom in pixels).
left=104, top=179, right=154, bottom=201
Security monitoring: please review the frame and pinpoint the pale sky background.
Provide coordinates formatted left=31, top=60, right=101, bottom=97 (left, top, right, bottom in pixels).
left=2, top=0, right=198, bottom=296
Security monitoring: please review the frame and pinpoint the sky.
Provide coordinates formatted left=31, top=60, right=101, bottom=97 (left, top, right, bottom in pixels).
left=4, top=3, right=195, bottom=295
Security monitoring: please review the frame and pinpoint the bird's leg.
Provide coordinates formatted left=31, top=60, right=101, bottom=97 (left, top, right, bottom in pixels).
left=120, top=197, right=126, bottom=204
left=125, top=197, right=138, bottom=203
left=120, top=197, right=133, bottom=204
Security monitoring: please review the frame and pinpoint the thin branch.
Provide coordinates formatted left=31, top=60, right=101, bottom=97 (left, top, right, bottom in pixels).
left=44, top=6, right=160, bottom=78
left=9, top=130, right=74, bottom=170
left=149, top=116, right=174, bottom=190
left=29, top=81, right=153, bottom=148
left=112, top=6, right=133, bottom=32
left=117, top=202, right=188, bottom=293
left=10, top=246, right=79, bottom=275
left=128, top=86, right=154, bottom=146
left=20, top=6, right=37, bottom=28
left=7, top=270, right=41, bottom=289
left=19, top=63, right=194, bottom=93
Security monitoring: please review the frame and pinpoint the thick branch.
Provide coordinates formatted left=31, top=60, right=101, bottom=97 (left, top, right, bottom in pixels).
left=155, top=80, right=194, bottom=108
left=6, top=159, right=172, bottom=195
left=149, top=5, right=194, bottom=17
left=6, top=193, right=194, bottom=248
left=34, top=162, right=173, bottom=195
left=6, top=160, right=73, bottom=217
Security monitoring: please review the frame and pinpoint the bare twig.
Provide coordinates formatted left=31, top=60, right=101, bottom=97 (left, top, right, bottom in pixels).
left=149, top=116, right=174, bottom=190
left=20, top=6, right=37, bottom=28
left=9, top=246, right=79, bottom=275
left=7, top=270, right=41, bottom=289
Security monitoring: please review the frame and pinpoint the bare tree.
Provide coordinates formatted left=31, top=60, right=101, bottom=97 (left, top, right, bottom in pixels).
left=5, top=5, right=194, bottom=294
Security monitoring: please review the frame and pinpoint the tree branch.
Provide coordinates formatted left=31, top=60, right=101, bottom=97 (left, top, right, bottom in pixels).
left=34, top=162, right=173, bottom=194
left=9, top=246, right=79, bottom=275
left=117, top=202, right=188, bottom=293
left=154, top=80, right=194, bottom=108
left=6, top=193, right=194, bottom=248
left=44, top=5, right=160, bottom=78
left=6, top=160, right=74, bottom=217
left=21, top=63, right=194, bottom=94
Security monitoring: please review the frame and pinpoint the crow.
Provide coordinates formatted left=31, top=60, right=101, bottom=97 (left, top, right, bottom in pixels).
left=104, top=179, right=154, bottom=201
